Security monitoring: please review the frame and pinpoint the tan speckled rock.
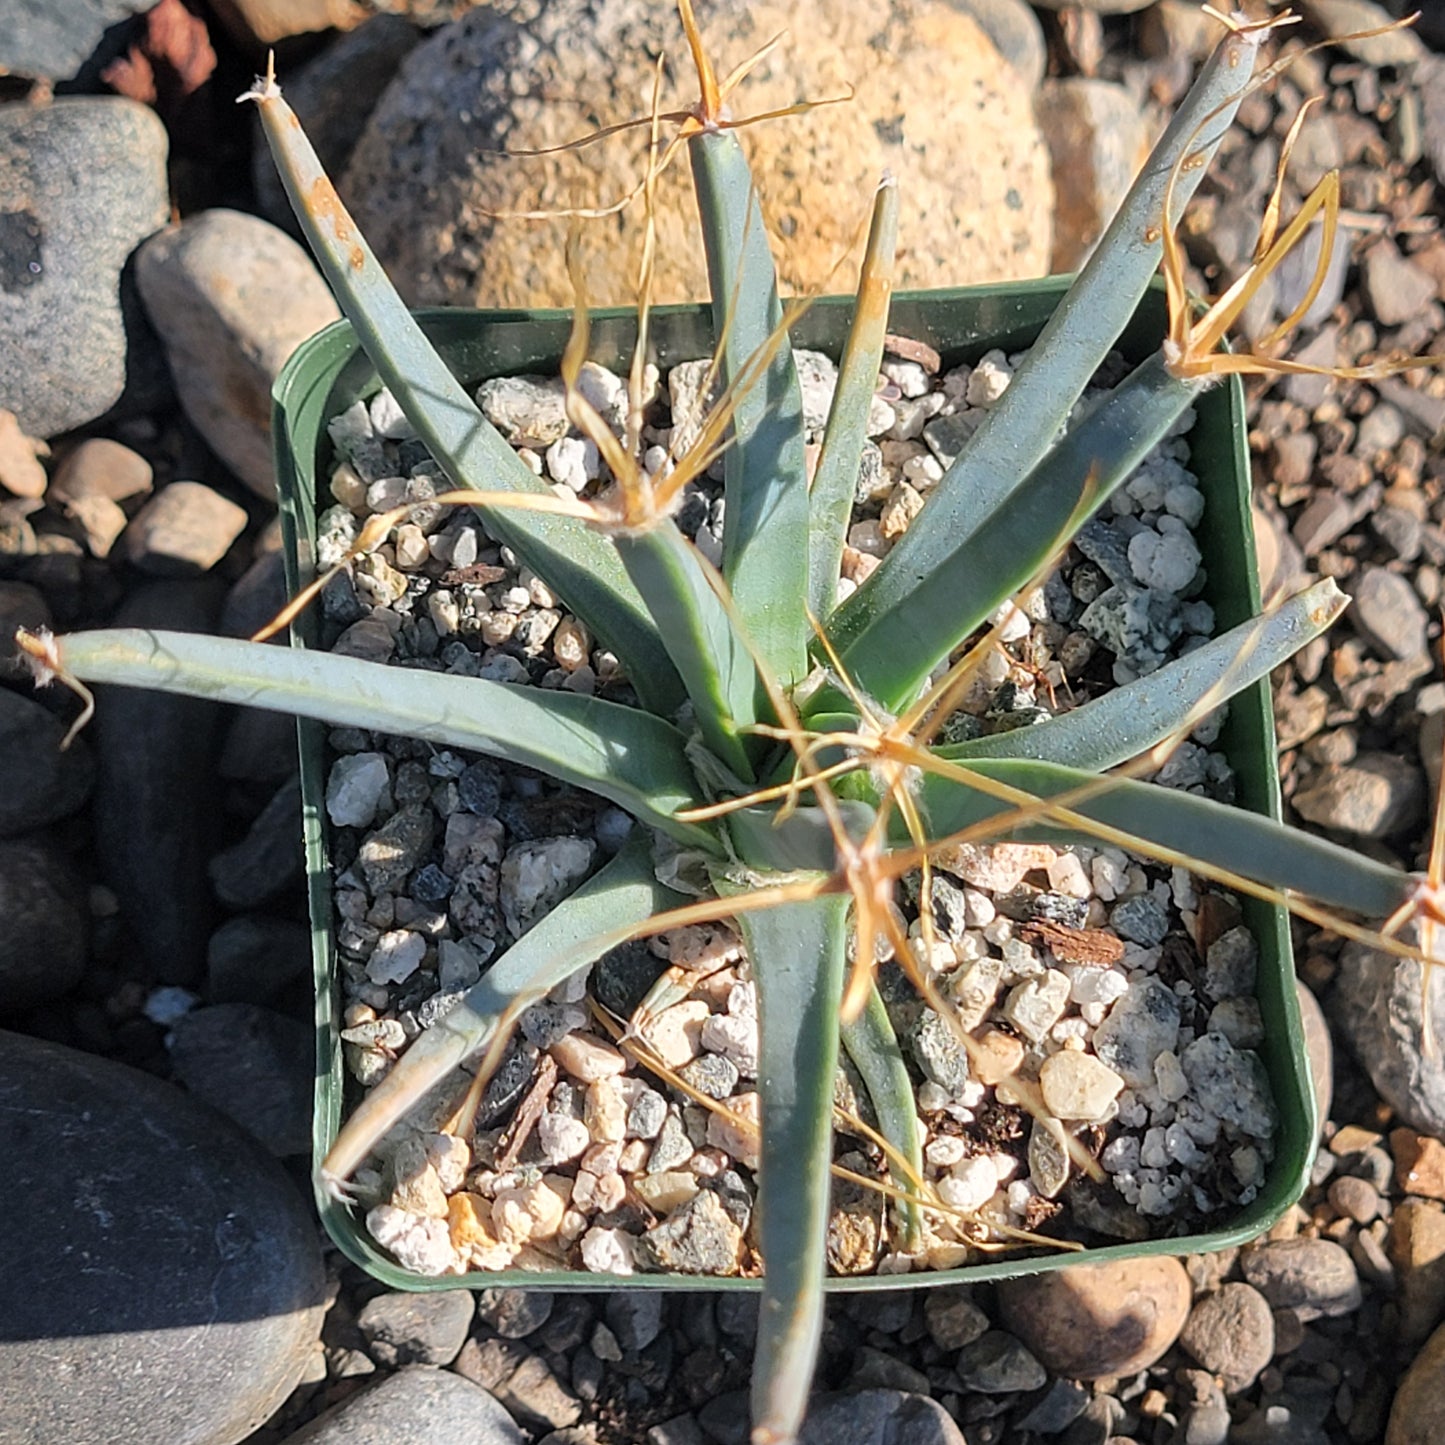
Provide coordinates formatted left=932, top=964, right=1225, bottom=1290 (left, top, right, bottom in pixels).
left=946, top=0, right=1046, bottom=88
left=341, top=0, right=1053, bottom=309
left=997, top=1256, right=1192, bottom=1379
left=123, top=481, right=249, bottom=576
left=1297, top=978, right=1332, bottom=1135
left=210, top=0, right=368, bottom=48
left=1390, top=1199, right=1445, bottom=1344
left=136, top=210, right=341, bottom=498
left=1031, top=0, right=1154, bottom=12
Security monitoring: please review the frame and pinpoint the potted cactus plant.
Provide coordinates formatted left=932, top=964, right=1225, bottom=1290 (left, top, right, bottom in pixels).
left=18, top=5, right=1445, bottom=1442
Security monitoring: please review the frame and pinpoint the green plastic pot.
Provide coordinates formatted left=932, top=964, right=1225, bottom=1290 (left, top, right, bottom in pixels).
left=273, top=277, right=1315, bottom=1294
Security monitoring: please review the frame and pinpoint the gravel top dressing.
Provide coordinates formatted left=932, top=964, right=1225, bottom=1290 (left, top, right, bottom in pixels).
left=316, top=339, right=1278, bottom=1280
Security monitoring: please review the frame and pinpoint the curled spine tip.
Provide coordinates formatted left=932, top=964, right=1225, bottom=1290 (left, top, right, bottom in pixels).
left=319, top=1169, right=359, bottom=1205
left=237, top=50, right=281, bottom=106
left=877, top=170, right=897, bottom=192
left=14, top=627, right=94, bottom=748
left=14, top=625, right=57, bottom=686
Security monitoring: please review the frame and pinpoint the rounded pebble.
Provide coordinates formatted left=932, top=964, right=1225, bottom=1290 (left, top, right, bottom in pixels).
left=1178, top=1283, right=1276, bottom=1391
left=0, top=98, right=169, bottom=436
left=478, top=1289, right=556, bottom=1340
left=0, top=836, right=87, bottom=1010
left=1292, top=752, right=1424, bottom=840
left=1328, top=1174, right=1382, bottom=1225
left=1387, top=1317, right=1445, bottom=1445
left=357, top=1289, right=476, bottom=1366
left=123, top=481, right=249, bottom=576
left=955, top=1330, right=1047, bottom=1393
left=1239, top=1238, right=1363, bottom=1321
left=0, top=689, right=94, bottom=838
left=1296, top=980, right=1333, bottom=1135
left=136, top=209, right=340, bottom=498
left=279, top=1365, right=525, bottom=1444
left=342, top=0, right=1051, bottom=310
left=998, top=1256, right=1192, bottom=1379
left=0, top=1031, right=326, bottom=1444
left=167, top=1002, right=313, bottom=1157
left=1334, top=941, right=1445, bottom=1136
left=797, top=1388, right=967, bottom=1445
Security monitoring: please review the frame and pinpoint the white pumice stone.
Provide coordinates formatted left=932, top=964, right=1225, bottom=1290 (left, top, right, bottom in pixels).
left=366, top=929, right=425, bottom=985
left=1127, top=526, right=1202, bottom=592
left=545, top=434, right=596, bottom=492
left=581, top=1226, right=637, bottom=1275
left=1039, top=1050, right=1125, bottom=1122
left=368, top=386, right=416, bottom=440
left=366, top=1206, right=457, bottom=1276
left=538, top=1112, right=592, bottom=1165
left=926, top=1135, right=967, bottom=1168
left=1000, top=969, right=1071, bottom=1043
left=940, top=1156, right=997, bottom=1214
left=965, top=349, right=1012, bottom=406
left=881, top=359, right=931, bottom=398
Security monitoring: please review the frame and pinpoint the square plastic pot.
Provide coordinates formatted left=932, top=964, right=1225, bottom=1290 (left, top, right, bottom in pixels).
left=273, top=277, right=1315, bottom=1294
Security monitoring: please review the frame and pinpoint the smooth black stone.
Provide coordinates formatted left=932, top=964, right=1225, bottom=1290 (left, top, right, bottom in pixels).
left=0, top=835, right=88, bottom=1010
left=167, top=1002, right=312, bottom=1156
left=219, top=705, right=299, bottom=785
left=0, top=1031, right=326, bottom=1444
left=209, top=775, right=306, bottom=910
left=0, top=689, right=94, bottom=837
left=207, top=914, right=311, bottom=1007
left=220, top=550, right=289, bottom=642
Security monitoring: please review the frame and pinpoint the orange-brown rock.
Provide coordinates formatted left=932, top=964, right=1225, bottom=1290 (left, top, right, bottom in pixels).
left=997, top=1256, right=1192, bottom=1380
left=1036, top=78, right=1151, bottom=272
left=1390, top=1199, right=1445, bottom=1344
left=1395, top=1128, right=1445, bottom=1201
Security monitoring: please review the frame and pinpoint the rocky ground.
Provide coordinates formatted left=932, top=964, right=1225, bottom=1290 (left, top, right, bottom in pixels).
left=3, top=0, right=1445, bottom=1443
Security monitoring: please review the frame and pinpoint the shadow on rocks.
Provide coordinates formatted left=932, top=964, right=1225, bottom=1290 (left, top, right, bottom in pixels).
left=91, top=576, right=225, bottom=986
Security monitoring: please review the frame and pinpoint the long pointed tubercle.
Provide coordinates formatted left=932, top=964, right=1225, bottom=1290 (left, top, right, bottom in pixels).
left=239, top=61, right=370, bottom=276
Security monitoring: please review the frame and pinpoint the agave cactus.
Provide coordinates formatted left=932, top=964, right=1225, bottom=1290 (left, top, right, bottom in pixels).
left=17, top=6, right=1445, bottom=1443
